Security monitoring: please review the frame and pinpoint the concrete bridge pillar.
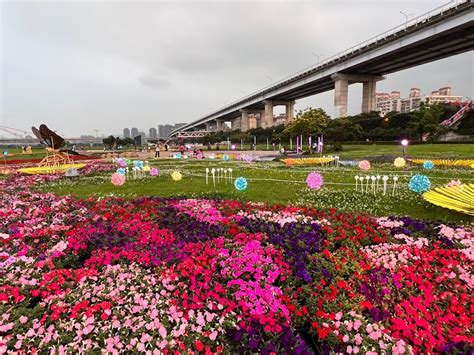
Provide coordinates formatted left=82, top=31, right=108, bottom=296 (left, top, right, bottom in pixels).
left=332, top=74, right=349, bottom=118
left=205, top=122, right=213, bottom=132
left=231, top=117, right=241, bottom=130
left=263, top=100, right=274, bottom=128
left=362, top=79, right=378, bottom=113
left=332, top=73, right=385, bottom=118
left=285, top=101, right=295, bottom=122
left=239, top=109, right=250, bottom=132
left=216, top=120, right=224, bottom=132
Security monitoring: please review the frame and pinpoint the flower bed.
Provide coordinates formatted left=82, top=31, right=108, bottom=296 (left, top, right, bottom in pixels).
left=0, top=169, right=473, bottom=354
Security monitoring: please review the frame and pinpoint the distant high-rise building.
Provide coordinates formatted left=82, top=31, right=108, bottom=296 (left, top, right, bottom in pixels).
left=158, top=125, right=165, bottom=138
left=131, top=127, right=139, bottom=137
left=123, top=128, right=131, bottom=138
left=149, top=127, right=157, bottom=138
left=174, top=123, right=186, bottom=130
left=376, top=86, right=462, bottom=116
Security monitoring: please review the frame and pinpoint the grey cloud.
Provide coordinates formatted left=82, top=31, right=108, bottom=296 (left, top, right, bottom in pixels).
left=138, top=75, right=171, bottom=89
left=1, top=0, right=471, bottom=137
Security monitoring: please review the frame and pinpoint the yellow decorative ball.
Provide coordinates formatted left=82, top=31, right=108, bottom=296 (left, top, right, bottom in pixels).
left=171, top=171, right=182, bottom=181
left=143, top=165, right=151, bottom=172
left=394, top=157, right=406, bottom=168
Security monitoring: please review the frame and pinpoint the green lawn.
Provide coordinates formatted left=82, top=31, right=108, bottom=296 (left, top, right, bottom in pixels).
left=44, top=159, right=473, bottom=224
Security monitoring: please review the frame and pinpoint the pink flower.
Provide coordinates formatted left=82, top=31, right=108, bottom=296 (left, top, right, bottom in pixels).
left=346, top=345, right=353, bottom=353
left=205, top=330, right=217, bottom=340
left=353, top=319, right=362, bottom=331
left=342, top=334, right=350, bottom=343
left=158, top=326, right=167, bottom=339
left=19, top=316, right=28, bottom=324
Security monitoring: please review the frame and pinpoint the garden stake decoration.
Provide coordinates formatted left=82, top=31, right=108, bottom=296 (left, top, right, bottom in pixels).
left=371, top=176, right=376, bottom=194
left=376, top=175, right=381, bottom=191
left=382, top=175, right=389, bottom=195
left=205, top=168, right=209, bottom=185
left=224, top=169, right=227, bottom=184
left=228, top=168, right=233, bottom=182
left=211, top=168, right=216, bottom=186
left=354, top=175, right=359, bottom=191
left=365, top=175, right=370, bottom=193
left=359, top=176, right=365, bottom=193
left=392, top=176, right=399, bottom=196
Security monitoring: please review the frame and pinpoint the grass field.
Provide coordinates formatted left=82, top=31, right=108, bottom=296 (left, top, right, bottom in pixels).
left=3, top=143, right=473, bottom=160
left=45, top=159, right=474, bottom=223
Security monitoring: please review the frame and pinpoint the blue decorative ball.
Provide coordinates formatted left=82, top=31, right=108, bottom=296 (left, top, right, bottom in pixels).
left=222, top=154, right=229, bottom=161
left=423, top=160, right=434, bottom=170
left=234, top=177, right=248, bottom=191
left=116, top=168, right=126, bottom=175
left=409, top=174, right=431, bottom=193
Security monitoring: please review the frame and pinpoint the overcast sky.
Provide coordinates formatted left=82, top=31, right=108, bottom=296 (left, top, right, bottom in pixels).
left=1, top=0, right=473, bottom=137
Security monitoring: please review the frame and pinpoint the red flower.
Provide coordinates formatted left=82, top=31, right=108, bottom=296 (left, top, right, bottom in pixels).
left=195, top=340, right=204, bottom=352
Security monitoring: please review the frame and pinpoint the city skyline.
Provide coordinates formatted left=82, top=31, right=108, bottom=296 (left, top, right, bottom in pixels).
left=1, top=0, right=472, bottom=138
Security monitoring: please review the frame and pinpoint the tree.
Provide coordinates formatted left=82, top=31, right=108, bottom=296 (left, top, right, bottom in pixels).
left=409, top=103, right=443, bottom=142
left=102, top=135, right=116, bottom=148
left=325, top=118, right=362, bottom=146
left=281, top=107, right=329, bottom=139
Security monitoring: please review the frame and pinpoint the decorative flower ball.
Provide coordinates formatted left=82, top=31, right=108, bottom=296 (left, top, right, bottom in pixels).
left=306, top=172, right=324, bottom=190
left=209, top=154, right=216, bottom=160
left=222, top=154, right=229, bottom=161
left=242, top=154, right=254, bottom=163
left=143, top=165, right=151, bottom=172
left=116, top=168, right=126, bottom=175
left=394, top=157, right=406, bottom=168
left=111, top=173, right=125, bottom=186
left=117, top=158, right=127, bottom=167
left=133, top=160, right=144, bottom=169
left=174, top=153, right=182, bottom=159
left=446, top=179, right=461, bottom=187
left=234, top=177, right=248, bottom=191
left=409, top=174, right=431, bottom=193
left=423, top=160, right=434, bottom=170
left=150, top=168, right=159, bottom=176
left=359, top=160, right=371, bottom=170
left=126, top=159, right=132, bottom=165
left=197, top=153, right=203, bottom=160
left=171, top=171, right=182, bottom=181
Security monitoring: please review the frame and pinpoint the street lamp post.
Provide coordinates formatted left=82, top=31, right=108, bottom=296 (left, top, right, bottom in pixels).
left=401, top=139, right=409, bottom=156
left=400, top=11, right=414, bottom=30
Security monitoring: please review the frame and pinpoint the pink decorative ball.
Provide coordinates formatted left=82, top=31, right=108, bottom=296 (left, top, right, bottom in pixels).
left=359, top=160, right=371, bottom=170
left=306, top=172, right=324, bottom=190
left=197, top=153, right=203, bottom=160
left=150, top=167, right=159, bottom=176
left=111, top=173, right=125, bottom=186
